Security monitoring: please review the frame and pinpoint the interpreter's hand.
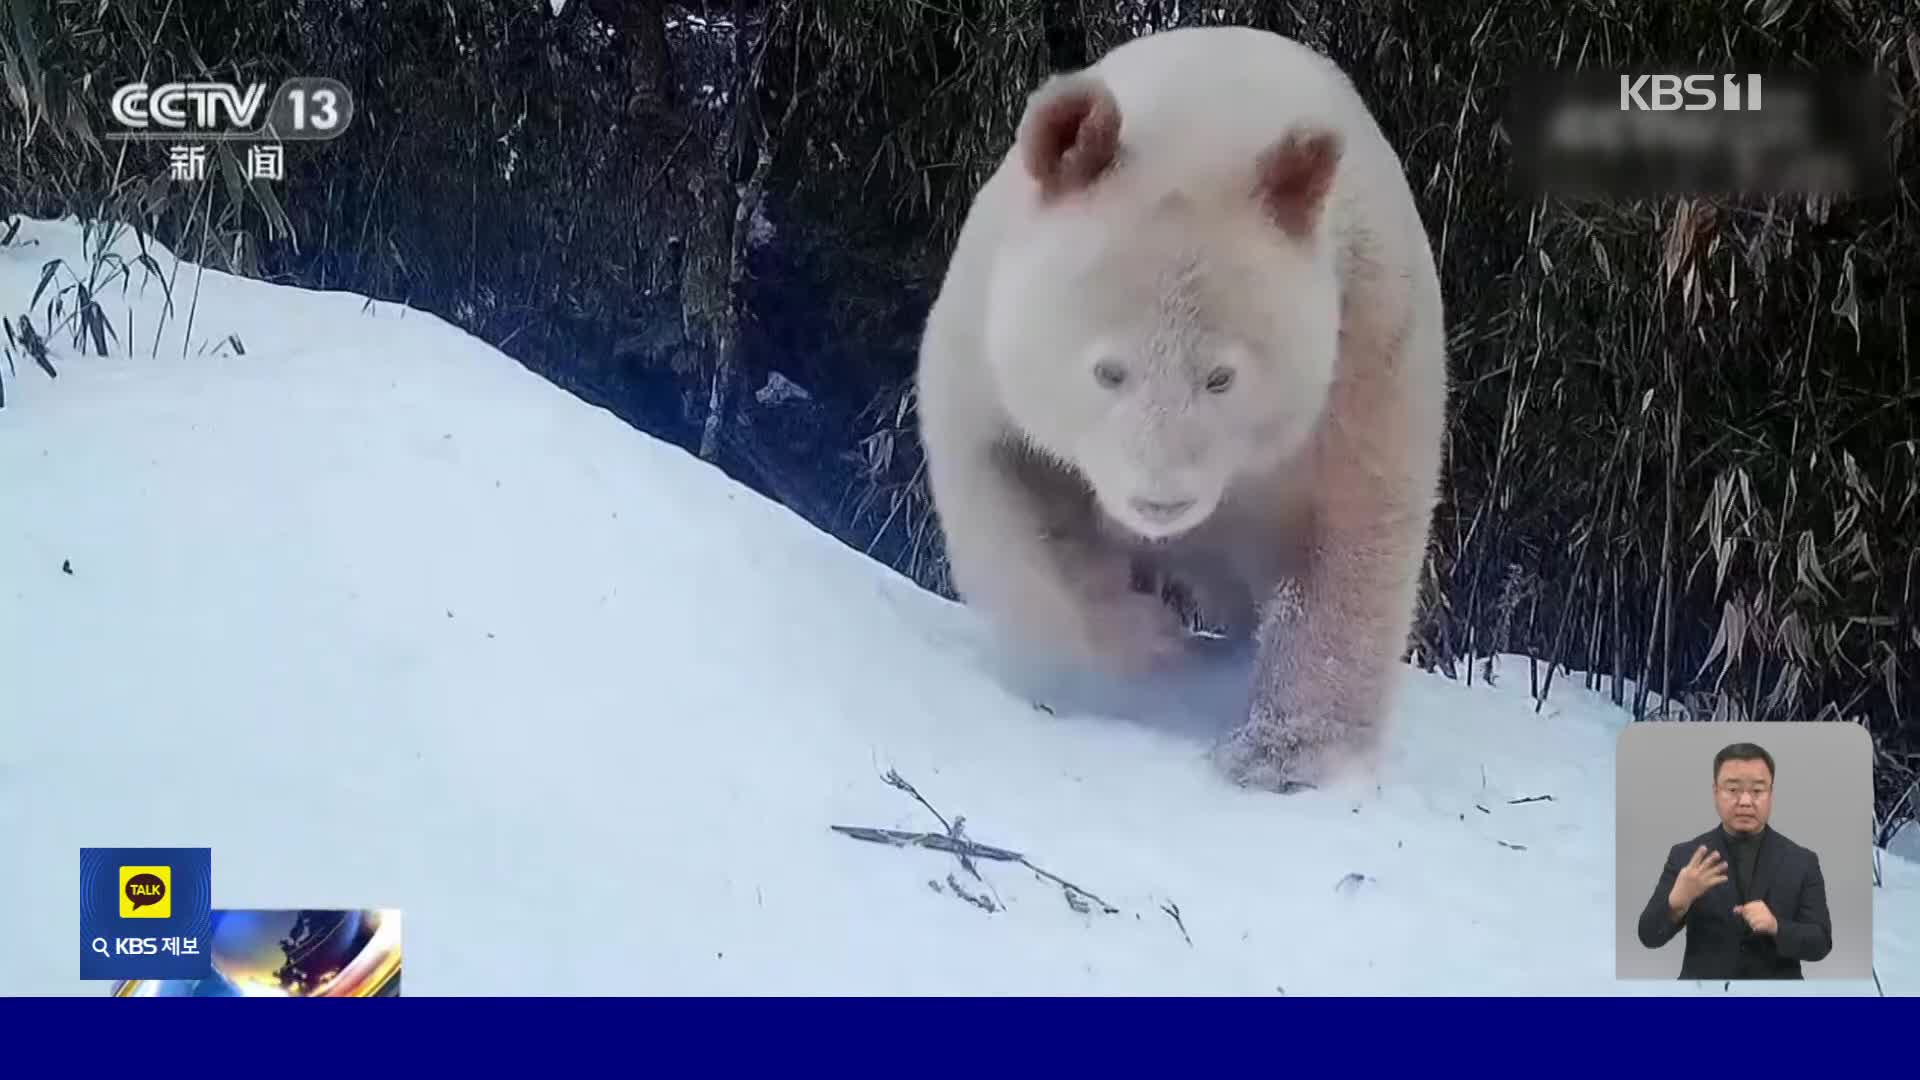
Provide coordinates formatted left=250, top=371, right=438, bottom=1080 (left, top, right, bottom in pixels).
left=1668, top=845, right=1729, bottom=913
left=1733, top=900, right=1778, bottom=936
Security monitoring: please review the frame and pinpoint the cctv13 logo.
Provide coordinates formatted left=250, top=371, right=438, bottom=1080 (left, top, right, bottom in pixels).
left=80, top=847, right=214, bottom=981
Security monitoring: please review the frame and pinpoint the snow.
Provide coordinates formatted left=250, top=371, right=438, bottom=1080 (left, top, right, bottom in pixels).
left=1893, top=822, right=1920, bottom=864
left=2, top=216, right=1915, bottom=996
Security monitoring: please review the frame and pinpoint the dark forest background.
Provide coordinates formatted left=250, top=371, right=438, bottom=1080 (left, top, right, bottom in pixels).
left=1, top=0, right=1916, bottom=836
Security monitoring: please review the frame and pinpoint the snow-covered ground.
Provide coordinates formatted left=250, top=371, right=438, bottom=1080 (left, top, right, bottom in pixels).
left=2, top=217, right=1914, bottom=995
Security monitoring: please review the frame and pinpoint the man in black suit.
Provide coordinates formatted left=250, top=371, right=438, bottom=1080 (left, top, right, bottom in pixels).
left=1636, top=742, right=1833, bottom=979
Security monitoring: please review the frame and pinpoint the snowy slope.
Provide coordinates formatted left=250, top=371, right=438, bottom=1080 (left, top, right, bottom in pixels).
left=1, top=217, right=1914, bottom=996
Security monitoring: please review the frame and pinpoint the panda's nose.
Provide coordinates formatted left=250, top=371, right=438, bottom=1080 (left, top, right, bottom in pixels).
left=1129, top=497, right=1195, bottom=522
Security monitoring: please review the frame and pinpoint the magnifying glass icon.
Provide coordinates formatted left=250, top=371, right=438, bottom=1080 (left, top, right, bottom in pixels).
left=90, top=937, right=109, bottom=957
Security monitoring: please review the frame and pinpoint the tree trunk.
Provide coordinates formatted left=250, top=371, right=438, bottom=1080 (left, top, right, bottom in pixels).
left=696, top=1, right=799, bottom=461
left=697, top=339, right=737, bottom=460
left=1040, top=0, right=1089, bottom=71
left=691, top=4, right=753, bottom=460
left=700, top=116, right=782, bottom=450
left=585, top=0, right=677, bottom=123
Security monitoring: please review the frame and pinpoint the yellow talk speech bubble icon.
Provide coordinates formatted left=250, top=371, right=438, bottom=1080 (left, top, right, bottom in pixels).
left=119, top=865, right=171, bottom=918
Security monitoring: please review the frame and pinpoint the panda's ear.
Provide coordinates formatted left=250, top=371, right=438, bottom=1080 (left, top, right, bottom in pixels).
left=1253, top=127, right=1342, bottom=238
left=1016, top=73, right=1122, bottom=202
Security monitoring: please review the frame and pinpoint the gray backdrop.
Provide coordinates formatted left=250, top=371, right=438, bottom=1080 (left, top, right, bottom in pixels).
left=1615, top=721, right=1873, bottom=980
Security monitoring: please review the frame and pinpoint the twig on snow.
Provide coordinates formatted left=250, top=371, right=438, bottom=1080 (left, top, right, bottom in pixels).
left=1161, top=900, right=1192, bottom=946
left=1334, top=872, right=1374, bottom=895
left=1024, top=862, right=1119, bottom=915
left=947, top=873, right=998, bottom=913
left=834, top=769, right=1122, bottom=915
left=884, top=768, right=953, bottom=834
left=830, top=825, right=1022, bottom=863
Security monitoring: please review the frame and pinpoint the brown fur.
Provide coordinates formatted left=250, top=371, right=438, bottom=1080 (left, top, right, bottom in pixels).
left=915, top=27, right=1449, bottom=792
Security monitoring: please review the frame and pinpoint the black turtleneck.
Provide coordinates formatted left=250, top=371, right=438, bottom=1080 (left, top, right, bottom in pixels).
left=1723, top=825, right=1764, bottom=900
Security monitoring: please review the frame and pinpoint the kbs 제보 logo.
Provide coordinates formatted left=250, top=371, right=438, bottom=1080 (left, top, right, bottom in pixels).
left=80, top=847, right=213, bottom=981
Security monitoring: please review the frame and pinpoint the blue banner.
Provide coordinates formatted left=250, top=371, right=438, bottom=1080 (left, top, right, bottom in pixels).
left=1, top=997, right=1909, bottom=1070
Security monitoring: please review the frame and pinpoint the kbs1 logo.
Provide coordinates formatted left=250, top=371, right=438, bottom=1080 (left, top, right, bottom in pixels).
left=1507, top=68, right=1887, bottom=199
left=106, top=76, right=355, bottom=183
left=1618, top=74, right=1764, bottom=112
